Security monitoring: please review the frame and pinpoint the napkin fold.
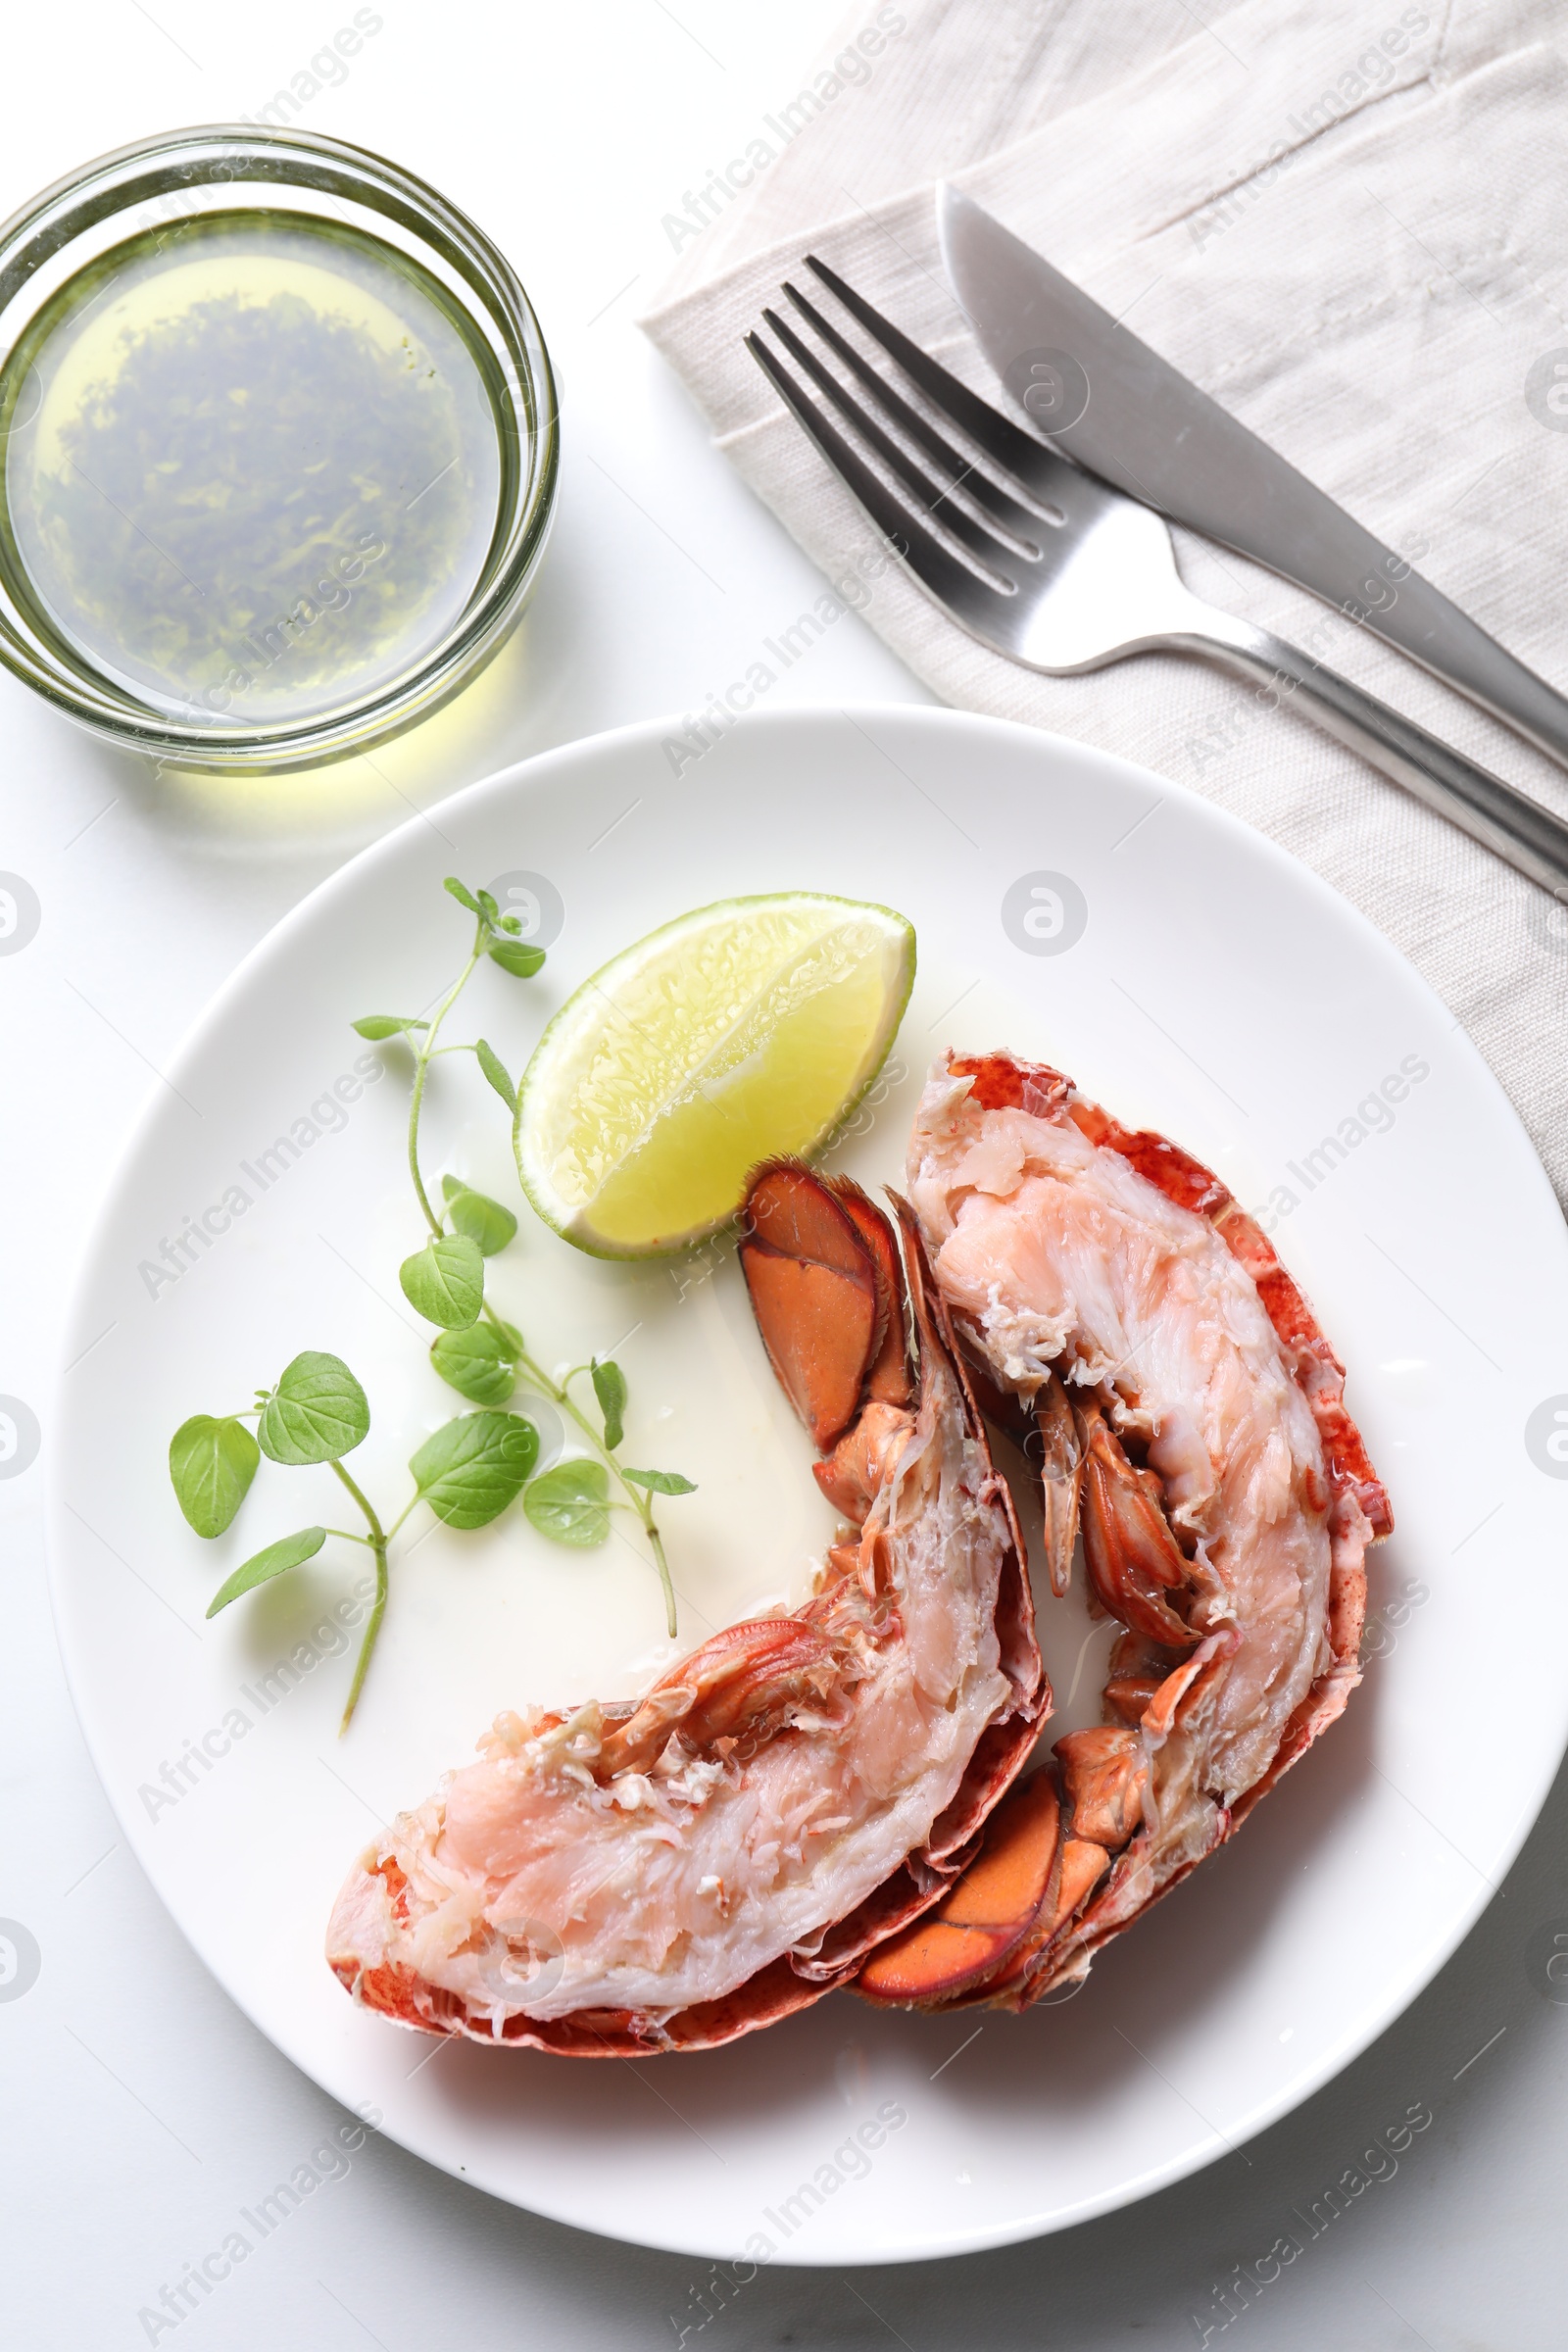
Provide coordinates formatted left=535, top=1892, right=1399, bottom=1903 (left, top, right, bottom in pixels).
left=643, top=0, right=1568, bottom=1203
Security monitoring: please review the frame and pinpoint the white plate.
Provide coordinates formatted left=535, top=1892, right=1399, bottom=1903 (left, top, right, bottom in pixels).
left=49, top=706, right=1568, bottom=2266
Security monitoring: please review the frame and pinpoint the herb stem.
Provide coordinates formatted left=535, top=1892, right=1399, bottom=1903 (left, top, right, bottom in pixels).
left=407, top=919, right=486, bottom=1236
left=328, top=1455, right=386, bottom=1544
left=384, top=1492, right=419, bottom=1542
left=645, top=1520, right=677, bottom=1636
left=339, top=1540, right=388, bottom=1736
left=330, top=1456, right=391, bottom=1733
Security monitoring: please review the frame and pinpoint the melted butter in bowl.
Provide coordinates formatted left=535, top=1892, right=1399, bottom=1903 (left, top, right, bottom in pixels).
left=5, top=213, right=506, bottom=729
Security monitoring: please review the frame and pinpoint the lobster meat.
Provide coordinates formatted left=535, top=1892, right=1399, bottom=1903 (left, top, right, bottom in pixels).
left=325, top=1162, right=1044, bottom=2053
left=856, top=1053, right=1391, bottom=2012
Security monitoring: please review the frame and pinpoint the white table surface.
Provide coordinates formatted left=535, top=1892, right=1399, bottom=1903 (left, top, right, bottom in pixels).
left=4, top=6, right=1564, bottom=2345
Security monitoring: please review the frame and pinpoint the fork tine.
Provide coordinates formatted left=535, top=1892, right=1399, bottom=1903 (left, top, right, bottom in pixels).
left=805, top=254, right=1062, bottom=501
left=760, top=307, right=1024, bottom=576
left=743, top=331, right=1008, bottom=624
left=779, top=279, right=1050, bottom=545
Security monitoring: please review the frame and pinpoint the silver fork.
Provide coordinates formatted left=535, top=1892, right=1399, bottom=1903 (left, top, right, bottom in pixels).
left=745, top=258, right=1568, bottom=901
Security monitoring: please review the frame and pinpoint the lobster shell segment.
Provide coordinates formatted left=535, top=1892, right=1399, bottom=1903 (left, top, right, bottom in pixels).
left=831, top=1177, right=914, bottom=1407
left=857, top=1768, right=1061, bottom=2007
left=739, top=1159, right=884, bottom=1449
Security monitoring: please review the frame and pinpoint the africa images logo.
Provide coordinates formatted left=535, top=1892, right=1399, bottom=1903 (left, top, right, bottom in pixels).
left=1524, top=1395, right=1568, bottom=1479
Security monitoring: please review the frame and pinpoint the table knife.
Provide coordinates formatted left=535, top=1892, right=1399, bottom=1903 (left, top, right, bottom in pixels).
left=939, top=184, right=1568, bottom=781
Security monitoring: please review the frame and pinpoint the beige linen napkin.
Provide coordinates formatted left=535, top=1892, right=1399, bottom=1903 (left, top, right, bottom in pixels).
left=642, top=0, right=1568, bottom=1203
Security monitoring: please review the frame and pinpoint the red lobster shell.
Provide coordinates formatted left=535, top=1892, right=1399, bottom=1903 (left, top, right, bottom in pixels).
left=856, top=1053, right=1391, bottom=2012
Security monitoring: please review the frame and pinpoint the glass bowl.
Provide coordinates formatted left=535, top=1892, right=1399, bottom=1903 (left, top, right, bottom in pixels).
left=0, top=123, right=558, bottom=773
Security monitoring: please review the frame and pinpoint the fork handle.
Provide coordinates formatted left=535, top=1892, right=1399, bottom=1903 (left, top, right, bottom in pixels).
left=1170, top=612, right=1568, bottom=901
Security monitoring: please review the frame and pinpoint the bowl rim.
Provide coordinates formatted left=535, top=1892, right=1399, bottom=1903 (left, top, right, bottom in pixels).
left=0, top=121, right=559, bottom=772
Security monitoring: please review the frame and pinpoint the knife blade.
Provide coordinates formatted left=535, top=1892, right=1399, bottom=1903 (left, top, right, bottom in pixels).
left=938, top=183, right=1568, bottom=775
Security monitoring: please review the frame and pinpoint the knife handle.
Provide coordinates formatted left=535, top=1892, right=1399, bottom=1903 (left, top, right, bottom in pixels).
left=1172, top=612, right=1568, bottom=902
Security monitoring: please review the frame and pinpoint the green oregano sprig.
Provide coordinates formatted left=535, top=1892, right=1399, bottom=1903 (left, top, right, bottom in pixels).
left=167, top=879, right=695, bottom=1728
left=169, top=1351, right=538, bottom=1730
left=356, top=877, right=693, bottom=1636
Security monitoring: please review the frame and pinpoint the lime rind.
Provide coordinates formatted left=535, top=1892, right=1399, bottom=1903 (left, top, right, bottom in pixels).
left=514, top=892, right=915, bottom=1259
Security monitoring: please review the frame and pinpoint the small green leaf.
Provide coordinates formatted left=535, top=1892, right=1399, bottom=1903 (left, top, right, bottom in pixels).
left=475, top=1037, right=517, bottom=1114
left=430, top=1319, right=523, bottom=1406
left=410, top=1412, right=539, bottom=1529
left=206, top=1526, right=326, bottom=1617
left=444, top=876, right=484, bottom=916
left=592, top=1358, right=627, bottom=1450
left=621, top=1467, right=697, bottom=1495
left=169, top=1414, right=260, bottom=1537
left=400, top=1235, right=484, bottom=1328
left=258, top=1353, right=369, bottom=1465
left=523, top=1459, right=611, bottom=1546
left=445, top=1186, right=518, bottom=1255
left=476, top=888, right=500, bottom=920
left=352, top=1014, right=428, bottom=1040
left=488, top=937, right=547, bottom=979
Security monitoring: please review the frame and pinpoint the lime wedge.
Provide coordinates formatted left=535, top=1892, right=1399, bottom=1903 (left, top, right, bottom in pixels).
left=514, top=892, right=915, bottom=1257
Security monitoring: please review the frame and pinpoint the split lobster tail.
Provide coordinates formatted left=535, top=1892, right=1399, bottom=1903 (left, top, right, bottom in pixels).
left=855, top=1052, right=1391, bottom=2014
left=326, top=1156, right=1045, bottom=2054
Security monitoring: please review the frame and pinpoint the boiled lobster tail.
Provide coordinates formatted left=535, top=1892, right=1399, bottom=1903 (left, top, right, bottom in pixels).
left=855, top=1052, right=1390, bottom=2014
left=327, top=1156, right=1045, bottom=2054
